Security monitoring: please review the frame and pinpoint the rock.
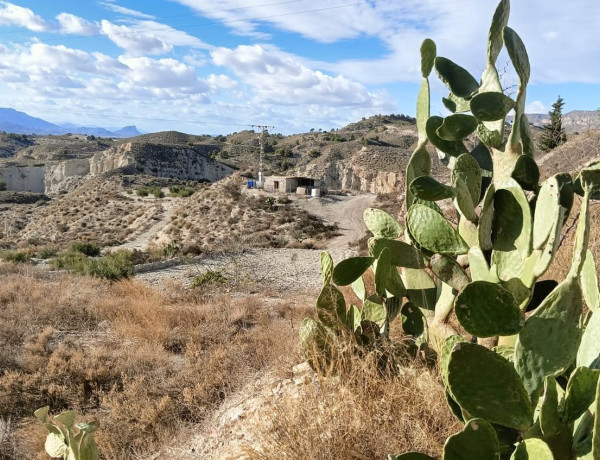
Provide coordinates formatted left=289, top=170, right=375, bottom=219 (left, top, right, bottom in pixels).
left=292, top=361, right=312, bottom=377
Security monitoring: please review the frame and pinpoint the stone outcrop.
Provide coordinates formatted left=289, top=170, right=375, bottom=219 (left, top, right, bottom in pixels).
left=296, top=161, right=403, bottom=195
left=1, top=142, right=234, bottom=194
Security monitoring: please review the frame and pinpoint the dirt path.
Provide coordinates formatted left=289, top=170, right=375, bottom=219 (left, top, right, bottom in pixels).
left=292, top=193, right=377, bottom=248
left=115, top=197, right=178, bottom=251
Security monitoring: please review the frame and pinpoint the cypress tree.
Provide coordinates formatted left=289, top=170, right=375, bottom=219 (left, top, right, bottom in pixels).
left=539, top=95, right=567, bottom=152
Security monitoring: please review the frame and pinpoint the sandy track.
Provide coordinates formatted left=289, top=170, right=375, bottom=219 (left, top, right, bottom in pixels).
left=292, top=193, right=376, bottom=248
left=114, top=196, right=177, bottom=251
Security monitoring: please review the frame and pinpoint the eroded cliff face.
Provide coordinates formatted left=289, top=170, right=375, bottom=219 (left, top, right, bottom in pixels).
left=1, top=142, right=234, bottom=194
left=45, top=159, right=91, bottom=193
left=296, top=162, right=403, bottom=195
left=0, top=166, right=46, bottom=193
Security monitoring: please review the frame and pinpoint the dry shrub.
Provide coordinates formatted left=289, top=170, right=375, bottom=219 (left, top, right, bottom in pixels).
left=0, top=265, right=304, bottom=459
left=254, top=353, right=460, bottom=459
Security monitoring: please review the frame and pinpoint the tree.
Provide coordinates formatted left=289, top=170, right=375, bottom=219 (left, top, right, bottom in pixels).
left=539, top=95, right=567, bottom=152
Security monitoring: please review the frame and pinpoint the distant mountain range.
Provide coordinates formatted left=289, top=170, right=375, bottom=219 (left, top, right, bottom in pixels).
left=0, top=108, right=142, bottom=138
left=509, top=110, right=600, bottom=133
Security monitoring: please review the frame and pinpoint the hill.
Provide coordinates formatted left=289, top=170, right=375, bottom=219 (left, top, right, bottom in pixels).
left=508, top=110, right=600, bottom=133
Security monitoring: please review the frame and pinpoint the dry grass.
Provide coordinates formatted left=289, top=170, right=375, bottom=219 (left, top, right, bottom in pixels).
left=249, top=354, right=459, bottom=460
left=0, top=264, right=306, bottom=459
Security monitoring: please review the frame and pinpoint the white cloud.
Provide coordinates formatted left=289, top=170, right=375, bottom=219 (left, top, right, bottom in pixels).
left=118, top=56, right=205, bottom=90
left=56, top=13, right=100, bottom=35
left=211, top=44, right=390, bottom=109
left=526, top=100, right=547, bottom=114
left=0, top=1, right=48, bottom=31
left=100, top=20, right=209, bottom=56
left=206, top=74, right=237, bottom=90
left=99, top=1, right=155, bottom=20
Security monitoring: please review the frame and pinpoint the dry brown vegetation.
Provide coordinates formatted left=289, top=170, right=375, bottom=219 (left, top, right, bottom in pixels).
left=0, top=263, right=306, bottom=459
left=0, top=262, right=463, bottom=460
left=157, top=176, right=338, bottom=252
left=1, top=174, right=337, bottom=255
left=253, top=357, right=460, bottom=460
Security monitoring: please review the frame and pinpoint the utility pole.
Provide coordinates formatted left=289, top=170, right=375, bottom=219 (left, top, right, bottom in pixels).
left=251, top=124, right=274, bottom=188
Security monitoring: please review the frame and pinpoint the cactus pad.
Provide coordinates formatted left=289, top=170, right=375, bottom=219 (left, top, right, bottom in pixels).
left=561, top=367, right=600, bottom=424
left=320, top=251, right=334, bottom=285
left=437, top=114, right=478, bottom=141
left=369, top=238, right=425, bottom=269
left=511, top=155, right=539, bottom=191
left=426, top=116, right=469, bottom=157
left=443, top=418, right=500, bottom=460
left=316, top=284, right=346, bottom=329
left=511, top=439, right=553, bottom=460
left=515, top=279, right=583, bottom=398
left=430, top=254, right=469, bottom=291
left=409, top=176, right=456, bottom=201
left=363, top=208, right=402, bottom=239
left=577, top=311, right=600, bottom=369
left=503, top=27, right=530, bottom=86
left=581, top=249, right=600, bottom=312
left=407, top=204, right=469, bottom=255
left=434, top=56, right=480, bottom=98
left=447, top=342, right=533, bottom=431
left=332, top=256, right=375, bottom=286
left=454, top=281, right=524, bottom=337
left=470, top=92, right=515, bottom=121
left=540, top=376, right=560, bottom=436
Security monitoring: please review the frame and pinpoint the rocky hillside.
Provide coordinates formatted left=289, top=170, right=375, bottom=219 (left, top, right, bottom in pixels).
left=523, top=110, right=600, bottom=134
left=0, top=134, right=233, bottom=195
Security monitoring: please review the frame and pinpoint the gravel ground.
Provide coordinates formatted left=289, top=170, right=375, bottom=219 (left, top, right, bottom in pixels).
left=135, top=247, right=357, bottom=293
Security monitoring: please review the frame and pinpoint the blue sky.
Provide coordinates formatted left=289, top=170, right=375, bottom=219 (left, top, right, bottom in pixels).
left=0, top=0, right=598, bottom=134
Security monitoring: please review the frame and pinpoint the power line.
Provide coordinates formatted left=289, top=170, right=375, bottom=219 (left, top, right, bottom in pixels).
left=3, top=2, right=362, bottom=45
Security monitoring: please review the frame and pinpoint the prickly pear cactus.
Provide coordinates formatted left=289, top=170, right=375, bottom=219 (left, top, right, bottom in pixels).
left=34, top=406, right=100, bottom=460
left=300, top=0, right=600, bottom=458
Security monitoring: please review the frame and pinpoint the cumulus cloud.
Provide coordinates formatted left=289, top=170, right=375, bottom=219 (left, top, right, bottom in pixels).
left=206, top=74, right=237, bottom=90
left=118, top=56, right=205, bottom=90
left=526, top=101, right=548, bottom=114
left=56, top=13, right=100, bottom=35
left=211, top=44, right=390, bottom=109
left=0, top=1, right=48, bottom=31
left=100, top=20, right=209, bottom=56
left=175, top=0, right=600, bottom=87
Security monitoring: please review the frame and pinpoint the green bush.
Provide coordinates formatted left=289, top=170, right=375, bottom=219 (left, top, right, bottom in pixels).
left=0, top=250, right=30, bottom=263
left=50, top=251, right=88, bottom=272
left=136, top=186, right=164, bottom=198
left=87, top=250, right=134, bottom=280
left=0, top=179, right=6, bottom=191
left=168, top=185, right=195, bottom=197
left=192, top=270, right=228, bottom=288
left=51, top=250, right=133, bottom=280
left=35, top=247, right=58, bottom=259
left=69, top=242, right=101, bottom=257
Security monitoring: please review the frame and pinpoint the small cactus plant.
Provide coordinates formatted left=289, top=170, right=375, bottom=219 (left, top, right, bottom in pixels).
left=34, top=407, right=100, bottom=460
left=302, top=0, right=600, bottom=458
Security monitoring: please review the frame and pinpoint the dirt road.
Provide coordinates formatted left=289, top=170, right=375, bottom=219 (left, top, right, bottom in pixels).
left=292, top=193, right=377, bottom=248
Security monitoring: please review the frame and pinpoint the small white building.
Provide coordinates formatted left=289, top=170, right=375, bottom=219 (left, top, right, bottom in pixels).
left=263, top=175, right=323, bottom=195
